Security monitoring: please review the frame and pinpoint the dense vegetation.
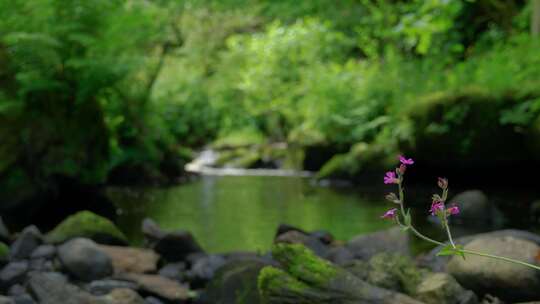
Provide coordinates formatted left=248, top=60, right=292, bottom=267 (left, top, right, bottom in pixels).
left=1, top=0, right=540, bottom=208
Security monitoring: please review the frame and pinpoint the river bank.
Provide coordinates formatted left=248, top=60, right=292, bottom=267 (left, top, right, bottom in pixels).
left=0, top=210, right=539, bottom=303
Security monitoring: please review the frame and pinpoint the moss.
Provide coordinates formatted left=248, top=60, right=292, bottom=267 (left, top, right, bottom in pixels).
left=257, top=266, right=308, bottom=298
left=46, top=211, right=127, bottom=244
left=366, top=253, right=426, bottom=295
left=0, top=242, right=8, bottom=260
left=271, top=243, right=337, bottom=286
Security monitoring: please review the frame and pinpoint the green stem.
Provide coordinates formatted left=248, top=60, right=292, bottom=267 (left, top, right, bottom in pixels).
left=460, top=249, right=540, bottom=271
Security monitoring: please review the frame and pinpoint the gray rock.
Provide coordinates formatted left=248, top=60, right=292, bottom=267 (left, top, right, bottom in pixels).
left=447, top=190, right=504, bottom=226
left=144, top=296, right=164, bottom=304
left=141, top=219, right=203, bottom=262
left=0, top=296, right=15, bottom=304
left=275, top=230, right=328, bottom=257
left=57, top=238, right=113, bottom=281
left=418, top=229, right=540, bottom=272
left=186, top=254, right=226, bottom=287
left=325, top=246, right=354, bottom=266
left=415, top=272, right=478, bottom=304
left=116, top=273, right=190, bottom=302
left=203, top=259, right=271, bottom=304
left=447, top=236, right=540, bottom=302
left=346, top=227, right=410, bottom=260
left=28, top=258, right=54, bottom=272
left=158, top=262, right=186, bottom=281
left=12, top=295, right=35, bottom=304
left=87, top=279, right=139, bottom=296
left=102, top=288, right=145, bottom=304
left=30, top=245, right=55, bottom=260
left=9, top=226, right=42, bottom=260
left=28, top=272, right=107, bottom=304
left=0, top=261, right=29, bottom=289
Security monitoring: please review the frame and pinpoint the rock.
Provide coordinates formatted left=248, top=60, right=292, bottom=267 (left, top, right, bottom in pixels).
left=158, top=262, right=186, bottom=281
left=29, top=245, right=55, bottom=260
left=9, top=226, right=42, bottom=260
left=274, top=224, right=307, bottom=238
left=346, top=227, right=410, bottom=260
left=57, top=238, right=113, bottom=281
left=361, top=253, right=424, bottom=295
left=202, top=259, right=272, bottom=304
left=0, top=296, right=14, bottom=304
left=0, top=217, right=10, bottom=242
left=186, top=254, right=226, bottom=288
left=87, top=280, right=139, bottom=296
left=46, top=211, right=127, bottom=245
left=0, top=261, right=28, bottom=289
left=0, top=242, right=9, bottom=262
left=141, top=219, right=203, bottom=262
left=275, top=230, right=328, bottom=257
left=144, top=297, right=164, bottom=304
left=117, top=273, right=190, bottom=302
left=415, top=272, right=478, bottom=304
left=28, top=258, right=54, bottom=272
left=27, top=272, right=107, bottom=304
left=325, top=246, right=354, bottom=266
left=419, top=229, right=540, bottom=272
left=12, top=294, right=35, bottom=304
left=447, top=190, right=504, bottom=226
left=97, top=245, right=159, bottom=274
left=258, top=243, right=422, bottom=304
left=310, top=230, right=334, bottom=245
left=102, top=288, right=145, bottom=304
left=447, top=236, right=540, bottom=302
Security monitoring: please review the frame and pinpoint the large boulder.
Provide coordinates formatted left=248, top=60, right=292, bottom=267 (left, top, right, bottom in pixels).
left=446, top=236, right=540, bottom=302
left=9, top=226, right=42, bottom=260
left=97, top=245, right=159, bottom=274
left=447, top=190, right=504, bottom=227
left=258, top=243, right=422, bottom=304
left=46, top=211, right=127, bottom=245
left=202, top=258, right=271, bottom=304
left=346, top=227, right=410, bottom=260
left=141, top=218, right=203, bottom=262
left=57, top=238, right=113, bottom=282
left=415, top=272, right=477, bottom=304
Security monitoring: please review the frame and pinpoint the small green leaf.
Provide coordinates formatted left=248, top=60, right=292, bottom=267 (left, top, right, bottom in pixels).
left=436, top=244, right=465, bottom=259
left=400, top=226, right=410, bottom=232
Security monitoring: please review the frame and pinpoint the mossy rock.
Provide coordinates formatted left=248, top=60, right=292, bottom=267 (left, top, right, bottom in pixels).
left=46, top=211, right=127, bottom=245
left=0, top=242, right=9, bottom=261
left=316, top=143, right=394, bottom=180
left=403, top=86, right=540, bottom=168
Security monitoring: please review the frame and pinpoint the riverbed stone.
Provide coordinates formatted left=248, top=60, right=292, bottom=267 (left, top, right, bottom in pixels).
left=186, top=254, right=226, bottom=288
left=29, top=245, right=55, bottom=260
left=447, top=236, right=540, bottom=302
left=46, top=211, right=127, bottom=245
left=144, top=296, right=164, bottom=304
left=117, top=273, right=190, bottom=302
left=58, top=238, right=113, bottom=282
left=87, top=279, right=139, bottom=296
left=325, top=246, right=355, bottom=265
left=202, top=259, right=271, bottom=304
left=275, top=230, right=328, bottom=257
left=0, top=261, right=28, bottom=290
left=9, top=226, right=42, bottom=260
left=141, top=218, right=203, bottom=262
left=102, top=288, right=145, bottom=304
left=97, top=245, right=159, bottom=274
left=346, top=227, right=410, bottom=260
left=12, top=294, right=34, bottom=304
left=415, top=272, right=478, bottom=304
left=0, top=296, right=14, bottom=304
left=447, top=190, right=504, bottom=226
left=28, top=272, right=107, bottom=304
left=158, top=262, right=186, bottom=282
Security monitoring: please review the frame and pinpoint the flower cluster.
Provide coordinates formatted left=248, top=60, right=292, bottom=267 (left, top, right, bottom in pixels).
left=381, top=155, right=460, bottom=220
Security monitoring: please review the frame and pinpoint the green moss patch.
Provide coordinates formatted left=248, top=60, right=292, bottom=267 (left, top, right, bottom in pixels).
left=46, top=211, right=127, bottom=244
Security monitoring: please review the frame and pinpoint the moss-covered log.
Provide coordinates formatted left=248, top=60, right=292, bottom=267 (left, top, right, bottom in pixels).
left=258, top=243, right=423, bottom=304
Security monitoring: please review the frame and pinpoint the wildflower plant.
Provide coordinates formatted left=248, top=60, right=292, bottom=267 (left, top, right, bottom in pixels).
left=381, top=155, right=540, bottom=270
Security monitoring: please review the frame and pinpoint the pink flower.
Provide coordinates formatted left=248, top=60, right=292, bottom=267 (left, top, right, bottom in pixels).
left=430, top=201, right=444, bottom=216
left=399, top=155, right=414, bottom=165
left=447, top=205, right=460, bottom=215
left=437, top=177, right=448, bottom=190
left=384, top=171, right=398, bottom=184
left=381, top=208, right=398, bottom=219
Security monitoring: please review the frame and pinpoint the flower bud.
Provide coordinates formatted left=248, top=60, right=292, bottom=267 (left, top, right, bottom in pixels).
left=437, top=177, right=448, bottom=190
left=385, top=193, right=400, bottom=204
left=398, top=164, right=406, bottom=175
